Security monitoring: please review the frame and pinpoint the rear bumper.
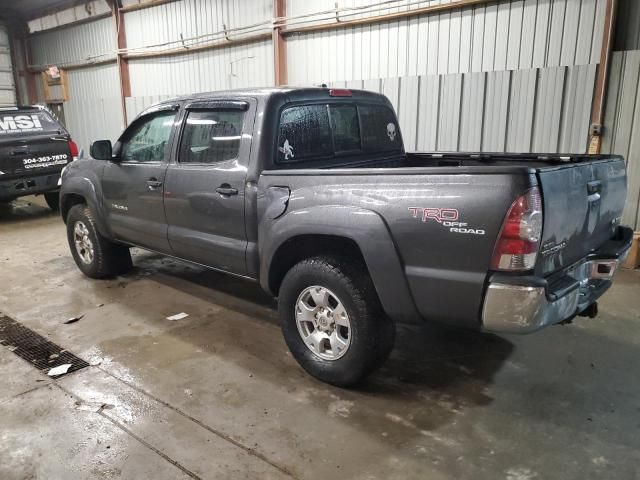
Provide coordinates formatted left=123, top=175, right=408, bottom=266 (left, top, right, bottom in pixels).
left=482, top=226, right=633, bottom=334
left=0, top=171, right=62, bottom=201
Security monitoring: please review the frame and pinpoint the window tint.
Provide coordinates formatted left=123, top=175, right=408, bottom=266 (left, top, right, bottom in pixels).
left=121, top=111, right=175, bottom=163
left=275, top=102, right=402, bottom=165
left=0, top=110, right=62, bottom=137
left=179, top=110, right=244, bottom=164
left=330, top=105, right=360, bottom=151
left=277, top=105, right=332, bottom=163
left=359, top=105, right=401, bottom=152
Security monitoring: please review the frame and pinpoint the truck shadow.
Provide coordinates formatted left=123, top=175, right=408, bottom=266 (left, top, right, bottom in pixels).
left=127, top=251, right=513, bottom=402
left=0, top=198, right=57, bottom=224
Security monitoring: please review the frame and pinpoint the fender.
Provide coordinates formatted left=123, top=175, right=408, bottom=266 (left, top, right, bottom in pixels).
left=60, top=174, right=112, bottom=239
left=260, top=204, right=421, bottom=323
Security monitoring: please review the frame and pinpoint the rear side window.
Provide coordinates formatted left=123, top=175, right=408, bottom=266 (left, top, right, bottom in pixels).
left=179, top=110, right=244, bottom=164
left=276, top=102, right=401, bottom=165
left=0, top=110, right=61, bottom=137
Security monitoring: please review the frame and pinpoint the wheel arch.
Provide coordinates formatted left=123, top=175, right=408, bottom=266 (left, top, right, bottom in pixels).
left=261, top=205, right=421, bottom=323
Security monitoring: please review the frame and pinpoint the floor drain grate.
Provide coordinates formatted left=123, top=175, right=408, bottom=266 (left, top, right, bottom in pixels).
left=0, top=313, right=89, bottom=377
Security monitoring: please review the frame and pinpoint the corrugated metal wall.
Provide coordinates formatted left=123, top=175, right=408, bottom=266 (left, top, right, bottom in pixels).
left=332, top=63, right=596, bottom=153
left=127, top=39, right=274, bottom=97
left=125, top=0, right=273, bottom=97
left=29, top=16, right=116, bottom=67
left=287, top=0, right=607, bottom=84
left=63, top=63, right=124, bottom=155
left=124, top=0, right=272, bottom=52
left=0, top=24, right=16, bottom=106
left=602, top=50, right=640, bottom=229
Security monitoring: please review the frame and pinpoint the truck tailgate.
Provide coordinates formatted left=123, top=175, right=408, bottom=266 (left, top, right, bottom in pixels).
left=537, top=156, right=627, bottom=276
left=0, top=134, right=71, bottom=179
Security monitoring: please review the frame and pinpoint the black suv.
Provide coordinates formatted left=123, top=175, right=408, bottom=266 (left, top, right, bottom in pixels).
left=0, top=105, right=78, bottom=210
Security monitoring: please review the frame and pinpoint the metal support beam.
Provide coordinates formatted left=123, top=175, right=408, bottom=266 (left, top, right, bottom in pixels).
left=273, top=0, right=287, bottom=86
left=589, top=0, right=618, bottom=154
left=109, top=0, right=130, bottom=126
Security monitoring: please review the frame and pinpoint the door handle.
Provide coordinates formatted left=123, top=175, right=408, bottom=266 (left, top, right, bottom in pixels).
left=146, top=179, right=163, bottom=189
left=216, top=185, right=238, bottom=196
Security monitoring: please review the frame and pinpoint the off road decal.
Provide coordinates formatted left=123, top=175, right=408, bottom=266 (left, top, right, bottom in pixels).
left=0, top=115, right=44, bottom=135
left=408, top=207, right=485, bottom=235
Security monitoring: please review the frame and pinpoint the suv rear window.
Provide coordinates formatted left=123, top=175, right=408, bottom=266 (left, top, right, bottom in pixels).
left=0, top=109, right=62, bottom=137
left=276, top=103, right=401, bottom=165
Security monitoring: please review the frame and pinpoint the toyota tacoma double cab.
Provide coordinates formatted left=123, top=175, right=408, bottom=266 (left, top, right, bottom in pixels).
left=59, top=87, right=633, bottom=386
left=0, top=105, right=79, bottom=210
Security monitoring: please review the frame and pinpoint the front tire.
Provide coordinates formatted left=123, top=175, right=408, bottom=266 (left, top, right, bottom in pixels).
left=44, top=191, right=60, bottom=210
left=66, top=204, right=132, bottom=278
left=279, top=256, right=395, bottom=387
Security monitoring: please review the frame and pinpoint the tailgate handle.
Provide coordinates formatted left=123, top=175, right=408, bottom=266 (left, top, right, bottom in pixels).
left=11, top=147, right=29, bottom=156
left=587, top=180, right=602, bottom=203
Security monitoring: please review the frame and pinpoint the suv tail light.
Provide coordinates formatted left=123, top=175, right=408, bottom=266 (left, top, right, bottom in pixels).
left=68, top=140, right=79, bottom=160
left=491, top=187, right=543, bottom=271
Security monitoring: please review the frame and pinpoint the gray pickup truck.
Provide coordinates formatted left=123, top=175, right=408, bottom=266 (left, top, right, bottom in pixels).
left=59, top=87, right=633, bottom=386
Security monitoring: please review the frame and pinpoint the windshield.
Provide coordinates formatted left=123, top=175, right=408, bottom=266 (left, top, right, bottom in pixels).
left=0, top=110, right=63, bottom=138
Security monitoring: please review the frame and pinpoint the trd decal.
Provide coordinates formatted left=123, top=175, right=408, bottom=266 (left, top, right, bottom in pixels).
left=408, top=207, right=458, bottom=223
left=408, top=207, right=485, bottom=235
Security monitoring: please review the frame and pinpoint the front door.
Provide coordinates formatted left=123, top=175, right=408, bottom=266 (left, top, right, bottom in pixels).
left=102, top=108, right=177, bottom=252
left=164, top=101, right=252, bottom=275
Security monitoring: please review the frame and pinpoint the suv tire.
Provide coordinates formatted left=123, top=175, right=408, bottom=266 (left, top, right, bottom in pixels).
left=279, top=256, right=395, bottom=387
left=44, top=191, right=60, bottom=211
left=66, top=204, right=132, bottom=278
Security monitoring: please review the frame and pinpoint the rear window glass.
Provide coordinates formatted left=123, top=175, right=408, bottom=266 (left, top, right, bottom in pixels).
left=0, top=110, right=61, bottom=137
left=359, top=104, right=401, bottom=152
left=276, top=103, right=401, bottom=165
left=277, top=105, right=332, bottom=162
left=179, top=110, right=244, bottom=164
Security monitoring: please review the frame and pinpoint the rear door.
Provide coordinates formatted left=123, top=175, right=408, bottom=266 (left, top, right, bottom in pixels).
left=164, top=100, right=253, bottom=275
left=102, top=107, right=178, bottom=252
left=536, top=156, right=627, bottom=275
left=0, top=108, right=71, bottom=179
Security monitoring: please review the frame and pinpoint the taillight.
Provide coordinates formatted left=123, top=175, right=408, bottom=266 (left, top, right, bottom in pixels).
left=68, top=140, right=79, bottom=160
left=491, top=187, right=543, bottom=271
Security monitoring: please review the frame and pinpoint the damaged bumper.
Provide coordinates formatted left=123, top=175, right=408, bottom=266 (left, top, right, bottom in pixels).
left=481, top=226, right=633, bottom=334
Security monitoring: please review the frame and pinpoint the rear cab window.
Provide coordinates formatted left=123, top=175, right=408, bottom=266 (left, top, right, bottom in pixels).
left=275, top=102, right=402, bottom=167
left=0, top=108, right=63, bottom=138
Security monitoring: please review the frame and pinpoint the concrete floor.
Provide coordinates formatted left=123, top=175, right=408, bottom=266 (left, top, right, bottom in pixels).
left=1, top=196, right=639, bottom=480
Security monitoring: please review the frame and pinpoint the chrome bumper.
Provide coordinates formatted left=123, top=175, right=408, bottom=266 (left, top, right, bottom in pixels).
left=482, top=257, right=625, bottom=334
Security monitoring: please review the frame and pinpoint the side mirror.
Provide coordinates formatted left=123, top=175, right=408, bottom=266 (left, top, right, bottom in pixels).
left=90, top=140, right=113, bottom=160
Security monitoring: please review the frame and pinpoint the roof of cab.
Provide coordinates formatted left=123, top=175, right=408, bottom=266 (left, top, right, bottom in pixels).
left=152, top=86, right=388, bottom=108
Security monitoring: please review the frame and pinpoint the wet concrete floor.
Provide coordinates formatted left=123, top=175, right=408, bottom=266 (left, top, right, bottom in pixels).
left=1, top=196, right=639, bottom=479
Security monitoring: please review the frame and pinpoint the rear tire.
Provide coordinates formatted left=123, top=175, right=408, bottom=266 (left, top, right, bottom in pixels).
left=44, top=191, right=60, bottom=211
left=66, top=204, right=132, bottom=278
left=279, top=255, right=395, bottom=387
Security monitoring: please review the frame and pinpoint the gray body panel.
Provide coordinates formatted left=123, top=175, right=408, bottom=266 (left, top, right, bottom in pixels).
left=60, top=87, right=630, bottom=330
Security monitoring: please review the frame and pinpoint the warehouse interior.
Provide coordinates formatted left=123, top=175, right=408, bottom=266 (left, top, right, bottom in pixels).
left=1, top=0, right=640, bottom=479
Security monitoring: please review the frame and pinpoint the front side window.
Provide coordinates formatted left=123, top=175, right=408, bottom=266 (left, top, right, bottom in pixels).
left=121, top=111, right=175, bottom=163
left=179, top=110, right=244, bottom=164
